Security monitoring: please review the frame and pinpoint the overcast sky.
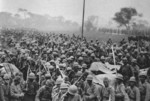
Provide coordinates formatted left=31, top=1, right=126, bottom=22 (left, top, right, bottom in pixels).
left=0, top=0, right=150, bottom=26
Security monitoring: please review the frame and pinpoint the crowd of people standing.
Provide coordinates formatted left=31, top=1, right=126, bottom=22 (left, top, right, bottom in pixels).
left=0, top=31, right=150, bottom=101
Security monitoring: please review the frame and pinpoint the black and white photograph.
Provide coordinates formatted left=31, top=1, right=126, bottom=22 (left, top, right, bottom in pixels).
left=0, top=0, right=150, bottom=101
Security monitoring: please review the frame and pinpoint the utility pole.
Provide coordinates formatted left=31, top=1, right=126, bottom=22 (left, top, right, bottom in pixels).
left=81, top=0, right=85, bottom=39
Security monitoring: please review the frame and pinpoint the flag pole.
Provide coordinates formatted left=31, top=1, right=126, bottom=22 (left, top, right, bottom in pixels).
left=112, top=45, right=117, bottom=74
left=112, top=46, right=116, bottom=65
left=81, top=0, right=85, bottom=39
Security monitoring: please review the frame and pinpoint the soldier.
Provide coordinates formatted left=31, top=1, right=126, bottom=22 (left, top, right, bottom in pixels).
left=52, top=78, right=63, bottom=99
left=130, top=59, right=140, bottom=83
left=10, top=76, right=24, bottom=101
left=15, top=72, right=25, bottom=91
left=100, top=56, right=105, bottom=64
left=126, top=77, right=140, bottom=101
left=64, top=77, right=71, bottom=85
left=0, top=74, right=11, bottom=101
left=83, top=75, right=99, bottom=101
left=71, top=71, right=82, bottom=84
left=35, top=80, right=53, bottom=101
left=78, top=57, right=83, bottom=66
left=114, top=74, right=129, bottom=101
left=101, top=77, right=115, bottom=101
left=138, top=72, right=147, bottom=101
left=145, top=74, right=150, bottom=101
left=23, top=72, right=39, bottom=101
left=41, top=73, right=54, bottom=86
left=118, top=58, right=133, bottom=86
left=61, top=85, right=82, bottom=101
left=137, top=52, right=146, bottom=69
left=81, top=63, right=87, bottom=73
left=53, top=83, right=69, bottom=101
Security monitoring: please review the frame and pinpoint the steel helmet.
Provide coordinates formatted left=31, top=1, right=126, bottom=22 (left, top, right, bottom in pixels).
left=0, top=70, right=6, bottom=76
left=0, top=64, right=4, bottom=67
left=49, top=65, right=54, bottom=69
left=60, top=83, right=69, bottom=89
left=82, top=63, right=87, bottom=68
left=67, top=67, right=72, bottom=70
left=54, top=48, right=58, bottom=52
left=59, top=63, right=66, bottom=68
left=91, top=53, right=95, bottom=57
left=69, top=50, right=73, bottom=53
left=82, top=52, right=87, bottom=57
left=68, top=85, right=78, bottom=95
left=86, top=75, right=93, bottom=81
left=78, top=57, right=83, bottom=60
left=14, top=76, right=21, bottom=82
left=45, top=73, right=51, bottom=78
left=59, top=64, right=64, bottom=67
left=73, top=62, right=79, bottom=67
left=46, top=80, right=53, bottom=87
left=37, top=71, right=42, bottom=75
left=85, top=49, right=89, bottom=52
left=131, top=59, right=137, bottom=63
left=77, top=52, right=81, bottom=56
left=76, top=71, right=82, bottom=77
left=122, top=57, right=127, bottom=61
left=3, top=74, right=10, bottom=79
left=129, top=76, right=136, bottom=82
left=118, top=53, right=122, bottom=56
left=27, top=57, right=32, bottom=60
left=101, top=56, right=105, bottom=60
left=61, top=54, right=66, bottom=59
left=116, top=74, right=123, bottom=80
left=55, top=78, right=63, bottom=85
left=45, top=62, right=50, bottom=66
left=50, top=60, right=55, bottom=63
left=70, top=56, right=74, bottom=59
left=77, top=49, right=81, bottom=52
left=109, top=53, right=113, bottom=57
left=103, top=77, right=109, bottom=82
left=53, top=52, right=57, bottom=55
left=139, top=72, right=147, bottom=77
left=28, top=72, right=36, bottom=79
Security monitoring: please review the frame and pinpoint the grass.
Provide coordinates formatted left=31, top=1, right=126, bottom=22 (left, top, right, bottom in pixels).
left=79, top=31, right=128, bottom=42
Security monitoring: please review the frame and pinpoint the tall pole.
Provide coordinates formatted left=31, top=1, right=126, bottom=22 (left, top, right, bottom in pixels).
left=81, top=0, right=85, bottom=39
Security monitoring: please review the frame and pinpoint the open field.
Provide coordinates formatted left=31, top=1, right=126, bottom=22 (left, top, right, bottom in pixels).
left=76, top=31, right=129, bottom=43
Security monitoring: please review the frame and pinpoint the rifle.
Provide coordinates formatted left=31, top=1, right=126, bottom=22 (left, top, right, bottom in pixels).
left=73, top=72, right=88, bottom=85
left=3, top=50, right=15, bottom=77
left=56, top=63, right=64, bottom=79
left=25, top=63, right=31, bottom=91
left=4, top=50, right=12, bottom=61
left=3, top=64, right=9, bottom=74
left=7, top=63, right=14, bottom=78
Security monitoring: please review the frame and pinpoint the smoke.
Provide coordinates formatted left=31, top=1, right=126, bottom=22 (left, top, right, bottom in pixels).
left=0, top=9, right=80, bottom=32
left=84, top=15, right=99, bottom=31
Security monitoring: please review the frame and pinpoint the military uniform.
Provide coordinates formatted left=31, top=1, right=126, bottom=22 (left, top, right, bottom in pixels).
left=83, top=81, right=98, bottom=101
left=0, top=77, right=5, bottom=101
left=52, top=85, right=60, bottom=99
left=101, top=86, right=115, bottom=101
left=139, top=82, right=146, bottom=101
left=41, top=79, right=54, bottom=87
left=0, top=83, right=10, bottom=101
left=35, top=86, right=52, bottom=101
left=10, top=82, right=24, bottom=101
left=61, top=93, right=82, bottom=101
left=52, top=92, right=60, bottom=101
left=119, top=64, right=133, bottom=85
left=23, top=81, right=39, bottom=101
left=144, top=82, right=150, bottom=101
left=114, top=83, right=129, bottom=101
left=126, top=86, right=140, bottom=101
